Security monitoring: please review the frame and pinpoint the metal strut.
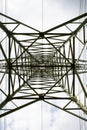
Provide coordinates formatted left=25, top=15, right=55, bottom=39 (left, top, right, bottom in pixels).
left=0, top=13, right=87, bottom=121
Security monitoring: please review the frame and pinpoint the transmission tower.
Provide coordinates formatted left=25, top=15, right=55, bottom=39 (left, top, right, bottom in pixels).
left=0, top=12, right=87, bottom=124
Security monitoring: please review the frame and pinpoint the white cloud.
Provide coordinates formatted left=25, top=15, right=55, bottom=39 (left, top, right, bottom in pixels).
left=5, top=0, right=80, bottom=31
left=5, top=101, right=81, bottom=130
left=6, top=0, right=42, bottom=30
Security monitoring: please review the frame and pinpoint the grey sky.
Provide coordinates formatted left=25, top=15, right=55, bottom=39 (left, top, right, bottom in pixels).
left=0, top=0, right=87, bottom=130
left=5, top=101, right=80, bottom=130
left=5, top=0, right=81, bottom=30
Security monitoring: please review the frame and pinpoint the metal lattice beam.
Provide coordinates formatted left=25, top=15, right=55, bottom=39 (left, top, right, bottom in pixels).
left=0, top=13, right=87, bottom=121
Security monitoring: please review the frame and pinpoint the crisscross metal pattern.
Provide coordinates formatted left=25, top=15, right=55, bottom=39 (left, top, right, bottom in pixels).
left=0, top=13, right=87, bottom=121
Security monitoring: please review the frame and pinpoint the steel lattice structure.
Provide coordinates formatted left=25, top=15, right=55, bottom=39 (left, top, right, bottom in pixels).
left=0, top=13, right=87, bottom=121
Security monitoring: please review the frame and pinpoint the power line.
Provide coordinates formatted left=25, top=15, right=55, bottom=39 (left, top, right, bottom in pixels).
left=79, top=0, right=87, bottom=130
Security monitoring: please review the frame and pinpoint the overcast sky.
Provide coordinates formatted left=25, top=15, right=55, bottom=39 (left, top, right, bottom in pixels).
left=0, top=0, right=87, bottom=130
left=5, top=0, right=81, bottom=30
